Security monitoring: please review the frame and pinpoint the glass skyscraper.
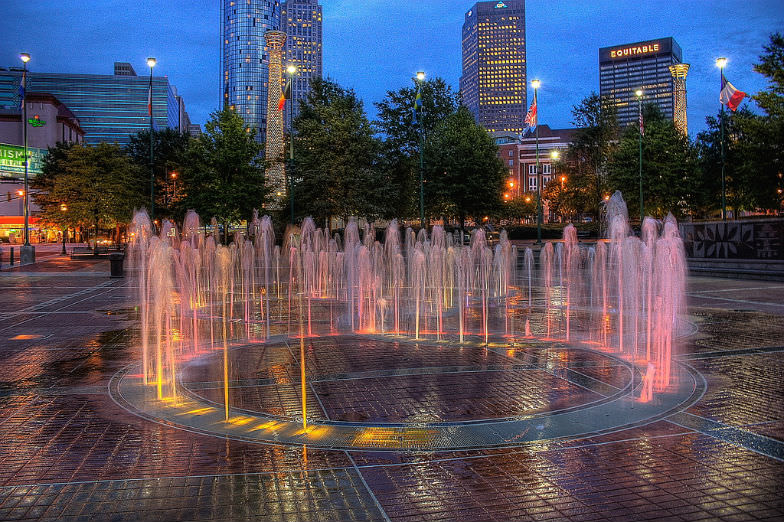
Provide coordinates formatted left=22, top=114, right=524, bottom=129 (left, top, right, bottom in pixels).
left=281, top=0, right=322, bottom=128
left=460, top=0, right=527, bottom=134
left=0, top=68, right=185, bottom=146
left=221, top=0, right=281, bottom=143
left=599, top=37, right=683, bottom=128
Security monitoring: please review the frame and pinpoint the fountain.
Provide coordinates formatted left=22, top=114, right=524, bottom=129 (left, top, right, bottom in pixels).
left=124, top=191, right=689, bottom=446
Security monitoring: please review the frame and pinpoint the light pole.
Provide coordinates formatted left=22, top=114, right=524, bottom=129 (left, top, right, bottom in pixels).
left=286, top=64, right=297, bottom=225
left=20, top=52, right=35, bottom=263
left=416, top=71, right=426, bottom=230
left=532, top=79, right=542, bottom=244
left=60, top=203, right=68, bottom=255
left=716, top=57, right=728, bottom=220
left=636, top=89, right=644, bottom=224
left=147, top=57, right=156, bottom=223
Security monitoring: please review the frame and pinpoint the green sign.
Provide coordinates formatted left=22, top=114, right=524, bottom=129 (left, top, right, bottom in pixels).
left=0, top=143, right=47, bottom=178
left=28, top=115, right=46, bottom=127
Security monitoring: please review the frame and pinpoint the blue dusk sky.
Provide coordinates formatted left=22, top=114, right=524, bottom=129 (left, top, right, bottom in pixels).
left=2, top=0, right=783, bottom=137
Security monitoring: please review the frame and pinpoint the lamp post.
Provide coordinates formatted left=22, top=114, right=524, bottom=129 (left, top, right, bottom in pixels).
left=286, top=64, right=297, bottom=224
left=60, top=203, right=68, bottom=255
left=416, top=71, right=426, bottom=230
left=147, top=57, right=156, bottom=223
left=20, top=52, right=35, bottom=263
left=532, top=79, right=542, bottom=244
left=636, top=89, right=644, bottom=224
left=716, top=57, right=728, bottom=220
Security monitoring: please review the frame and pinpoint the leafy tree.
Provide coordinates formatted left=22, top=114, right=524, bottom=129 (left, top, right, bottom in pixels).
left=500, top=192, right=538, bottom=223
left=181, top=106, right=268, bottom=241
left=126, top=128, right=191, bottom=220
left=423, top=106, right=506, bottom=229
left=607, top=105, right=699, bottom=219
left=695, top=33, right=784, bottom=215
left=374, top=78, right=459, bottom=217
left=561, top=93, right=619, bottom=219
left=32, top=142, right=144, bottom=248
left=290, top=78, right=386, bottom=224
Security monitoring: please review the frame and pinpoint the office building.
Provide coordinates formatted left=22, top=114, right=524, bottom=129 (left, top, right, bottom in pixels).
left=460, top=0, right=527, bottom=134
left=0, top=64, right=190, bottom=146
left=221, top=0, right=281, bottom=143
left=599, top=37, right=683, bottom=128
left=282, top=0, right=322, bottom=128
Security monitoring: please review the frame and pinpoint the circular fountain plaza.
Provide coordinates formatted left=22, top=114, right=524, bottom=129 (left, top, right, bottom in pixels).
left=111, top=193, right=701, bottom=452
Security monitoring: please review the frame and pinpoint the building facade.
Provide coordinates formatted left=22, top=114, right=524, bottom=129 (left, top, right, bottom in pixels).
left=282, top=0, right=322, bottom=129
left=496, top=125, right=577, bottom=222
left=0, top=65, right=188, bottom=146
left=460, top=0, right=527, bottom=134
left=599, top=37, right=683, bottom=128
left=221, top=0, right=281, bottom=143
left=0, top=93, right=84, bottom=242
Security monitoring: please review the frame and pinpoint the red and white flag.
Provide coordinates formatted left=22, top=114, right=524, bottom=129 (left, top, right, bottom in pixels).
left=147, top=81, right=153, bottom=116
left=524, top=94, right=537, bottom=130
left=720, top=73, right=746, bottom=112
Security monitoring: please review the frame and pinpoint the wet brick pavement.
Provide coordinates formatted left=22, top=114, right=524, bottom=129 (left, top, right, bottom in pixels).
left=0, top=259, right=782, bottom=520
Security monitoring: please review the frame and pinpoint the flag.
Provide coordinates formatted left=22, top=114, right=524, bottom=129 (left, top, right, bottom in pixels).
left=720, top=72, right=746, bottom=112
left=147, top=80, right=153, bottom=116
left=639, top=105, right=644, bottom=137
left=278, top=79, right=291, bottom=112
left=413, top=84, right=423, bottom=125
left=18, top=71, right=25, bottom=110
left=524, top=93, right=537, bottom=130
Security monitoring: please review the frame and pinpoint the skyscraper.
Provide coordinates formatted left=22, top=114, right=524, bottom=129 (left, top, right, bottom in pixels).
left=599, top=37, right=683, bottom=128
left=460, top=0, right=527, bottom=134
left=220, top=0, right=281, bottom=142
left=0, top=66, right=188, bottom=146
left=282, top=0, right=322, bottom=128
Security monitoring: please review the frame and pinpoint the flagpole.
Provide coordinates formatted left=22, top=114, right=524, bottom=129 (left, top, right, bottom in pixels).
left=636, top=89, right=644, bottom=224
left=719, top=64, right=727, bottom=221
left=532, top=80, right=542, bottom=245
left=147, top=57, right=157, bottom=223
left=20, top=54, right=30, bottom=250
left=416, top=71, right=426, bottom=231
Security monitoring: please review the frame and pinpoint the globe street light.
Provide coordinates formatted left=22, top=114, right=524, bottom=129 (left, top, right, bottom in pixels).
left=531, top=79, right=542, bottom=244
left=286, top=64, right=297, bottom=224
left=636, top=89, right=644, bottom=224
left=147, top=57, right=156, bottom=223
left=716, top=57, right=728, bottom=220
left=20, top=52, right=35, bottom=263
left=416, top=71, right=426, bottom=230
left=60, top=203, right=68, bottom=255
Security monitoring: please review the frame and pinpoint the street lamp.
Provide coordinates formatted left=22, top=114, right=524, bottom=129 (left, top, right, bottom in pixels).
left=531, top=79, right=542, bottom=244
left=59, top=203, right=68, bottom=255
left=286, top=64, right=297, bottom=224
left=716, top=57, right=728, bottom=220
left=20, top=52, right=35, bottom=263
left=147, top=57, right=156, bottom=223
left=417, top=71, right=426, bottom=230
left=636, top=89, right=644, bottom=224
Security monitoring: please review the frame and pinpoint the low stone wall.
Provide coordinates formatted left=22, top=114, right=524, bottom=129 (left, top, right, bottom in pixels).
left=679, top=218, right=784, bottom=260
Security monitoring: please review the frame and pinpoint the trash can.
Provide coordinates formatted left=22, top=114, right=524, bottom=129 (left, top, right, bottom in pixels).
left=109, top=252, right=125, bottom=278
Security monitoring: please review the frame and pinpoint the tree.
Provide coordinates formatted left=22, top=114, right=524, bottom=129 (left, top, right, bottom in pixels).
left=374, top=77, right=459, bottom=218
left=290, top=78, right=386, bottom=224
left=181, top=106, right=268, bottom=240
left=423, top=106, right=506, bottom=229
left=561, top=93, right=619, bottom=219
left=126, top=128, right=191, bottom=220
left=32, top=142, right=145, bottom=248
left=500, top=192, right=538, bottom=223
left=607, top=105, right=699, bottom=219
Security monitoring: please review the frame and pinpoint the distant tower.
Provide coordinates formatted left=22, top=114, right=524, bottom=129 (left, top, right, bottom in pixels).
left=282, top=0, right=323, bottom=128
left=265, top=30, right=287, bottom=209
left=669, top=63, right=690, bottom=135
left=220, top=0, right=280, bottom=143
left=460, top=0, right=527, bottom=134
